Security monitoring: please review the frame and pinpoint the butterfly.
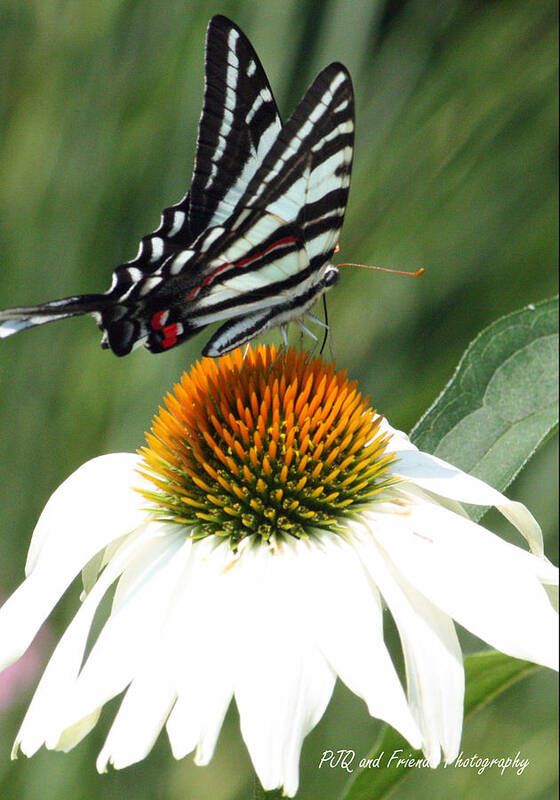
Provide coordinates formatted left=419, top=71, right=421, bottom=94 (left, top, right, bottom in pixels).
left=0, top=15, right=354, bottom=358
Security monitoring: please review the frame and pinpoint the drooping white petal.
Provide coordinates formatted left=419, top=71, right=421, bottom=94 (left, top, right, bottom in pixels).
left=299, top=534, right=421, bottom=750
left=48, top=530, right=190, bottom=743
left=0, top=455, right=149, bottom=671
left=231, top=538, right=337, bottom=797
left=395, top=481, right=470, bottom=519
left=166, top=538, right=237, bottom=766
left=369, top=502, right=559, bottom=669
left=392, top=449, right=543, bottom=556
left=14, top=528, right=149, bottom=757
left=26, top=454, right=148, bottom=573
left=0, top=577, right=56, bottom=673
left=95, top=657, right=177, bottom=772
left=353, top=521, right=464, bottom=765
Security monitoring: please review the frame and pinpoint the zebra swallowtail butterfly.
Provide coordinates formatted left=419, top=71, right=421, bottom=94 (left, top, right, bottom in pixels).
left=0, top=15, right=354, bottom=357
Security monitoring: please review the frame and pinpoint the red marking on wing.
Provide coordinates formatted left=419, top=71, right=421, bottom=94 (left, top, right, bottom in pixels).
left=151, top=310, right=168, bottom=330
left=184, top=236, right=298, bottom=303
left=202, top=263, right=229, bottom=287
left=235, top=236, right=297, bottom=268
left=161, top=323, right=179, bottom=349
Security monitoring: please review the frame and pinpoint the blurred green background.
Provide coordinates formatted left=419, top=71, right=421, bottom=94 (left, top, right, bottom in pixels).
left=0, top=0, right=557, bottom=798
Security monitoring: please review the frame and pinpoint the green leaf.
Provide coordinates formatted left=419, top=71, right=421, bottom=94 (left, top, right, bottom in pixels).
left=341, top=302, right=556, bottom=800
left=340, top=652, right=537, bottom=800
left=410, top=297, right=558, bottom=517
left=462, top=651, right=537, bottom=717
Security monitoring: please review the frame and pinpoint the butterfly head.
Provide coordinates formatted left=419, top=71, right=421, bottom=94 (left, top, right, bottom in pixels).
left=321, top=264, right=339, bottom=289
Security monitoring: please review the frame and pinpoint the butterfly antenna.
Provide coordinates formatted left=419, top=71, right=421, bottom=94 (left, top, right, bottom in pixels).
left=337, top=262, right=424, bottom=277
left=316, top=241, right=337, bottom=357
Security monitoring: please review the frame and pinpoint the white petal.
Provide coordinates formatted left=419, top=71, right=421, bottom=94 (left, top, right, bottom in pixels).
left=393, top=450, right=543, bottom=555
left=394, top=481, right=470, bottom=519
left=26, top=453, right=148, bottom=574
left=14, top=528, right=148, bottom=757
left=0, top=576, right=55, bottom=672
left=166, top=538, right=236, bottom=766
left=231, top=538, right=336, bottom=797
left=378, top=419, right=417, bottom=452
left=299, top=534, right=421, bottom=749
left=354, top=522, right=463, bottom=765
left=96, top=537, right=236, bottom=772
left=96, top=660, right=176, bottom=772
left=0, top=454, right=148, bottom=671
left=49, top=531, right=190, bottom=741
left=368, top=503, right=559, bottom=669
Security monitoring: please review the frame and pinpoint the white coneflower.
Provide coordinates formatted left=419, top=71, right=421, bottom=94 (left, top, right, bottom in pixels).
left=0, top=345, right=556, bottom=797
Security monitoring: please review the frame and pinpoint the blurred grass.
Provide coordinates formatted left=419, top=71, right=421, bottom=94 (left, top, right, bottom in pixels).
left=0, top=1, right=557, bottom=799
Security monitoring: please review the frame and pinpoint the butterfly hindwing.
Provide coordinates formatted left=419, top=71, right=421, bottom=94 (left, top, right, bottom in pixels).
left=144, top=211, right=309, bottom=352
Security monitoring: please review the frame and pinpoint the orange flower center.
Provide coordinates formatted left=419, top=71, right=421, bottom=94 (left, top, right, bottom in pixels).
left=138, top=345, right=396, bottom=546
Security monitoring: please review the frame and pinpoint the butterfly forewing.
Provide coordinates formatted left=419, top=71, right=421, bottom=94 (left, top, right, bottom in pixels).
left=294, top=66, right=354, bottom=265
left=187, top=15, right=282, bottom=236
left=106, top=15, right=282, bottom=306
left=241, top=63, right=354, bottom=239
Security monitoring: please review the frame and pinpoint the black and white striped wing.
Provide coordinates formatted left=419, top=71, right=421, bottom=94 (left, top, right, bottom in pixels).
left=201, top=63, right=354, bottom=355
left=106, top=15, right=282, bottom=303
left=187, top=15, right=282, bottom=236
left=140, top=210, right=309, bottom=354
left=142, top=64, right=354, bottom=356
left=0, top=18, right=354, bottom=362
left=240, top=62, right=354, bottom=264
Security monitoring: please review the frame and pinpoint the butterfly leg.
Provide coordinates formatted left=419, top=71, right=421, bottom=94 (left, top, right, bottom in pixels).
left=306, top=311, right=329, bottom=330
left=296, top=318, right=318, bottom=342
